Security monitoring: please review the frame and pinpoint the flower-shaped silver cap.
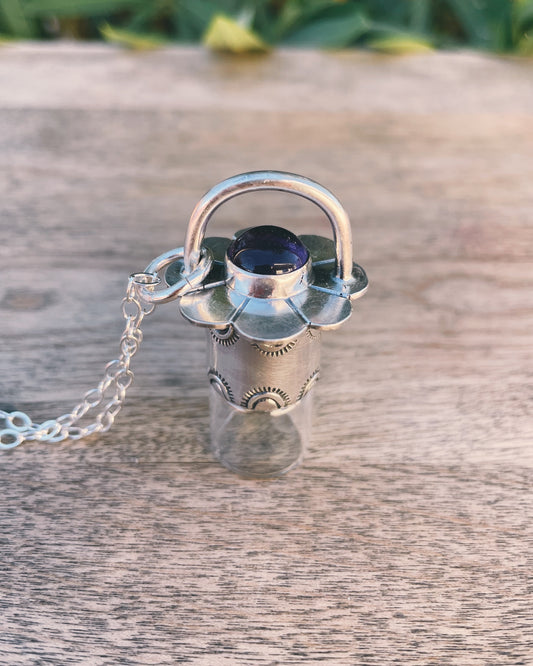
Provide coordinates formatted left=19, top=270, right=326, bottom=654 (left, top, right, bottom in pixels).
left=166, top=225, right=367, bottom=343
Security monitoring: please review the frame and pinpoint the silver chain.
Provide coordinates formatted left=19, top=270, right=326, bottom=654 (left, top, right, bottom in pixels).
left=0, top=245, right=212, bottom=451
left=0, top=276, right=155, bottom=450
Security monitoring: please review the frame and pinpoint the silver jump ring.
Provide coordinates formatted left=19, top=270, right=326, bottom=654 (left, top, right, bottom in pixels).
left=138, top=246, right=212, bottom=304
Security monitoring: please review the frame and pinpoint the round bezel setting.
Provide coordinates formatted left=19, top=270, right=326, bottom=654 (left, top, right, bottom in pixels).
left=227, top=225, right=309, bottom=275
left=225, top=225, right=311, bottom=300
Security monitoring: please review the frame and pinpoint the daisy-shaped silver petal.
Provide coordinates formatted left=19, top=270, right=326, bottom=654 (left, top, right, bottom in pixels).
left=169, top=232, right=367, bottom=341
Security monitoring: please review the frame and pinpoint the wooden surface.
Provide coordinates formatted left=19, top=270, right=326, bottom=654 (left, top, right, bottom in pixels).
left=1, top=43, right=532, bottom=664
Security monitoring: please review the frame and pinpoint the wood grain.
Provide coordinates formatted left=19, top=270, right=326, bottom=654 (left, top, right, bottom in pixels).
left=1, top=45, right=532, bottom=665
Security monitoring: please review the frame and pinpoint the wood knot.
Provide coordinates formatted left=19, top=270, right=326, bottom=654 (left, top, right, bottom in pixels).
left=0, top=289, right=57, bottom=311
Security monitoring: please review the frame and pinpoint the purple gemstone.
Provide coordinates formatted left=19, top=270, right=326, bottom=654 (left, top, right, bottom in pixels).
left=227, top=225, right=309, bottom=275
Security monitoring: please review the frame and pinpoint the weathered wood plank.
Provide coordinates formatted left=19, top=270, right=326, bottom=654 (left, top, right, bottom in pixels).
left=1, top=43, right=533, bottom=113
left=0, top=45, right=532, bottom=664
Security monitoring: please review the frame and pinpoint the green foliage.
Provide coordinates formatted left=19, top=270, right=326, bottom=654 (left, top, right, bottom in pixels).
left=100, top=22, right=167, bottom=50
left=0, top=0, right=531, bottom=55
left=514, top=0, right=533, bottom=52
left=282, top=4, right=369, bottom=49
left=368, top=34, right=434, bottom=54
left=22, top=0, right=144, bottom=16
left=203, top=14, right=270, bottom=53
left=0, top=0, right=36, bottom=37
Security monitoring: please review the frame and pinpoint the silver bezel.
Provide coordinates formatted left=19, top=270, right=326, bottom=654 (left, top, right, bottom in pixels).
left=225, top=253, right=312, bottom=299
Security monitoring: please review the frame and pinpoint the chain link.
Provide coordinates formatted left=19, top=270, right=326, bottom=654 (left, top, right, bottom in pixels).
left=0, top=276, right=156, bottom=450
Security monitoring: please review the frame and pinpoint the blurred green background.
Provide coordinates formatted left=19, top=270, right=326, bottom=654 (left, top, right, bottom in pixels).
left=1, top=0, right=532, bottom=54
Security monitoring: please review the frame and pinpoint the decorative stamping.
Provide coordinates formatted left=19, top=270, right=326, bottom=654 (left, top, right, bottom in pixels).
left=241, top=387, right=290, bottom=411
left=298, top=370, right=320, bottom=401
left=208, top=369, right=234, bottom=402
left=210, top=325, right=240, bottom=347
left=306, top=329, right=321, bottom=342
left=251, top=340, right=297, bottom=357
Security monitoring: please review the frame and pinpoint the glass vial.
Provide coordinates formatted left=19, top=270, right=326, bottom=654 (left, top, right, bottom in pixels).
left=207, top=326, right=320, bottom=478
left=209, top=382, right=312, bottom=478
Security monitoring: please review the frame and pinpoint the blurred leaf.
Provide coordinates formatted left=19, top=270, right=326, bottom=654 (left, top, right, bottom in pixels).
left=517, top=32, right=533, bottom=54
left=514, top=0, right=533, bottom=33
left=368, top=33, right=434, bottom=54
left=203, top=14, right=270, bottom=53
left=23, top=0, right=143, bottom=17
left=251, top=0, right=285, bottom=42
left=443, top=0, right=513, bottom=50
left=179, top=0, right=244, bottom=36
left=443, top=0, right=491, bottom=46
left=164, top=0, right=251, bottom=42
left=274, top=0, right=336, bottom=37
left=100, top=23, right=166, bottom=49
left=409, top=0, right=430, bottom=33
left=0, top=0, right=36, bottom=37
left=124, top=3, right=159, bottom=33
left=283, top=5, right=370, bottom=48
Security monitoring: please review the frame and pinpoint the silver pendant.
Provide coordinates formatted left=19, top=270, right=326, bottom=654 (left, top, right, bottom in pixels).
left=160, top=171, right=368, bottom=477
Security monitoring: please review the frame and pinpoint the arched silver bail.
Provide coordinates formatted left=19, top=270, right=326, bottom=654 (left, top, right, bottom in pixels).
left=183, top=171, right=354, bottom=282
